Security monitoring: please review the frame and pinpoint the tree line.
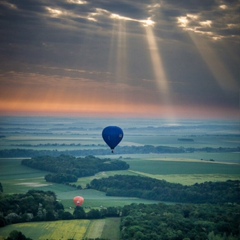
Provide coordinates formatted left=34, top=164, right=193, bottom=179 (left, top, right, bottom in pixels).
left=88, top=175, right=240, bottom=204
left=21, top=155, right=129, bottom=183
left=0, top=145, right=239, bottom=157
left=0, top=190, right=63, bottom=226
left=0, top=189, right=120, bottom=227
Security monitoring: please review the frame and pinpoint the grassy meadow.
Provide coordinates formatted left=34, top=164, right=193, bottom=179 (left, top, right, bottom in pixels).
left=0, top=218, right=120, bottom=240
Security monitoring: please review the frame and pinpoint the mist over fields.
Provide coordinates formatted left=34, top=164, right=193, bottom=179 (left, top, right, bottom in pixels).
left=0, top=117, right=239, bottom=159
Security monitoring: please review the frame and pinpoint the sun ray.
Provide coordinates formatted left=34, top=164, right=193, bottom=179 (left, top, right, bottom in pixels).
left=116, top=20, right=127, bottom=83
left=176, top=12, right=239, bottom=93
left=107, top=18, right=128, bottom=113
left=188, top=32, right=239, bottom=92
left=143, top=25, right=174, bottom=119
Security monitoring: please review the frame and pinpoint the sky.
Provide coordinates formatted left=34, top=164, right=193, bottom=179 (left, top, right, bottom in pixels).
left=0, top=0, right=239, bottom=120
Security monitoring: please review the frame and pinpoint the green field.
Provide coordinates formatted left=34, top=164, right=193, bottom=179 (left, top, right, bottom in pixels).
left=126, top=158, right=240, bottom=175
left=0, top=218, right=120, bottom=240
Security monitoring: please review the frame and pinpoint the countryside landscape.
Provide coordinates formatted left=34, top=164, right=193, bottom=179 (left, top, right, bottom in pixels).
left=0, top=116, right=239, bottom=240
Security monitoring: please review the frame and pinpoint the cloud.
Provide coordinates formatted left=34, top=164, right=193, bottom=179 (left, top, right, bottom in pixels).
left=1, top=0, right=239, bottom=43
left=171, top=0, right=240, bottom=41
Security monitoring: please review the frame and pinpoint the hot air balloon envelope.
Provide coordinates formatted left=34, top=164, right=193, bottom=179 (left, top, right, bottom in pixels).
left=102, top=126, right=123, bottom=152
left=73, top=196, right=84, bottom=207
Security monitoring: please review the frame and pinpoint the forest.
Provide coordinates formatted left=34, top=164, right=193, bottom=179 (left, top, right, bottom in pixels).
left=88, top=175, right=240, bottom=204
left=120, top=203, right=240, bottom=240
left=21, top=155, right=129, bottom=183
left=0, top=145, right=239, bottom=158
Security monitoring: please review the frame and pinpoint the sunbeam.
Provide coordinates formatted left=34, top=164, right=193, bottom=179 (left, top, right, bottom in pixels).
left=108, top=16, right=129, bottom=84
left=189, top=33, right=239, bottom=92
left=144, top=25, right=174, bottom=119
left=108, top=18, right=128, bottom=113
left=116, top=20, right=127, bottom=83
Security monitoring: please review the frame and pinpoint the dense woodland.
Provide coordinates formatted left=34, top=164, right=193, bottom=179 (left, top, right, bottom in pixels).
left=120, top=203, right=240, bottom=240
left=0, top=145, right=239, bottom=157
left=89, top=175, right=240, bottom=204
left=21, top=155, right=129, bottom=183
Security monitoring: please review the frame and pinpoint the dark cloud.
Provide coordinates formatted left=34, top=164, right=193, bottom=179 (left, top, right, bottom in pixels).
left=161, top=0, right=216, bottom=11
left=93, top=1, right=146, bottom=19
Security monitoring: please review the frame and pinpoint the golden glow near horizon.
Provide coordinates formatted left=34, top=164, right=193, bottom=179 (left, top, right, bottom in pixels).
left=1, top=95, right=236, bottom=119
left=0, top=72, right=165, bottom=118
left=0, top=72, right=160, bottom=117
left=0, top=75, right=238, bottom=119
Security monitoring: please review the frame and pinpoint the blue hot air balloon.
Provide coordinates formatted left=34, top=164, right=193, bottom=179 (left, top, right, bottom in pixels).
left=102, top=126, right=124, bottom=153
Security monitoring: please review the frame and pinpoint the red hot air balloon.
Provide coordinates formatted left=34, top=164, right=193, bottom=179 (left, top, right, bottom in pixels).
left=73, top=196, right=84, bottom=207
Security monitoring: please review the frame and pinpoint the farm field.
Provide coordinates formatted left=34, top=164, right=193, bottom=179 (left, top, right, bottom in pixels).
left=0, top=219, right=120, bottom=240
left=0, top=220, right=90, bottom=239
